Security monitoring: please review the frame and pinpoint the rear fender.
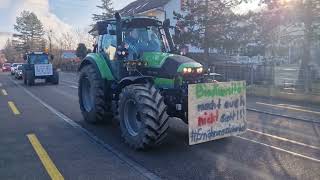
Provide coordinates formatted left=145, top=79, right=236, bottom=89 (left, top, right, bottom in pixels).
left=79, top=53, right=114, bottom=81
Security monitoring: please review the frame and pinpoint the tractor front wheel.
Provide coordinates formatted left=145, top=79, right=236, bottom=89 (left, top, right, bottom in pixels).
left=118, top=83, right=169, bottom=150
left=79, top=64, right=112, bottom=124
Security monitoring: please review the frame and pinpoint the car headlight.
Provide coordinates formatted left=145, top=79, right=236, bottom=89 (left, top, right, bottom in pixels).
left=196, top=67, right=203, bottom=73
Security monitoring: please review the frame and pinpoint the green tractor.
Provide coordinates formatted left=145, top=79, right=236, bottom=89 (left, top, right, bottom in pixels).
left=78, top=13, right=214, bottom=149
left=23, top=52, right=59, bottom=86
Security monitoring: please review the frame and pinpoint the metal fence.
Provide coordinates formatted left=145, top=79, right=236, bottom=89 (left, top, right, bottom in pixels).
left=211, top=63, right=320, bottom=95
left=212, top=63, right=274, bottom=85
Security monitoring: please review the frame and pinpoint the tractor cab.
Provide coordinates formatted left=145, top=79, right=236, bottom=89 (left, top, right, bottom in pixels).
left=25, top=52, right=50, bottom=65
left=90, top=16, right=176, bottom=80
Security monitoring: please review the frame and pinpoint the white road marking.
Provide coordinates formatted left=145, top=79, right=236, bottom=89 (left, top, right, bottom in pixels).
left=61, top=80, right=78, bottom=85
left=247, top=129, right=320, bottom=150
left=61, top=81, right=78, bottom=89
left=69, top=85, right=78, bottom=89
left=277, top=104, right=305, bottom=109
left=11, top=78, right=161, bottom=180
left=256, top=102, right=320, bottom=115
left=236, top=136, right=320, bottom=163
left=2, top=89, right=8, bottom=96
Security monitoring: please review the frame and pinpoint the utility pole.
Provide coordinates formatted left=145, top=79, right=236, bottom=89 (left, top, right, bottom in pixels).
left=49, top=30, right=52, bottom=54
left=204, top=0, right=209, bottom=67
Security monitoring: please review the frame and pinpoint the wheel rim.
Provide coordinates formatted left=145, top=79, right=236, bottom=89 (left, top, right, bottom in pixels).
left=124, top=99, right=142, bottom=136
left=81, top=76, right=93, bottom=112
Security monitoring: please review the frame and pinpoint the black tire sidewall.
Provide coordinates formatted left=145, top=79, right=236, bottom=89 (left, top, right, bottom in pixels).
left=118, top=87, right=146, bottom=145
left=23, top=74, right=27, bottom=84
left=27, top=71, right=34, bottom=86
left=51, top=71, right=59, bottom=84
left=118, top=83, right=169, bottom=149
left=79, top=65, right=110, bottom=123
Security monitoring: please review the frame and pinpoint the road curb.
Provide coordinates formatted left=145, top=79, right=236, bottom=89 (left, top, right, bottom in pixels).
left=247, top=108, right=320, bottom=124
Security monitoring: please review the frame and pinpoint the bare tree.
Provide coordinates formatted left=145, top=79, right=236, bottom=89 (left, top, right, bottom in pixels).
left=75, top=28, right=95, bottom=50
left=2, top=39, right=20, bottom=62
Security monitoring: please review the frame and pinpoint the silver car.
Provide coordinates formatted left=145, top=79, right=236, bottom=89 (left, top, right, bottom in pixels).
left=11, top=63, right=23, bottom=75
left=14, top=65, right=24, bottom=80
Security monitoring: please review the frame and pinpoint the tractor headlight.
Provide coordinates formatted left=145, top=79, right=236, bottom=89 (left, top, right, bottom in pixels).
left=183, top=67, right=194, bottom=74
left=196, top=67, right=203, bottom=73
left=183, top=68, right=188, bottom=74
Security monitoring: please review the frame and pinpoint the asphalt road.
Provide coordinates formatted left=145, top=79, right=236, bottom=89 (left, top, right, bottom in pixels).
left=1, top=71, right=319, bottom=180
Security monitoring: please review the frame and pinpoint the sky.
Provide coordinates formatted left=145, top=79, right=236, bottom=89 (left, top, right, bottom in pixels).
left=0, top=0, right=135, bottom=48
left=0, top=0, right=261, bottom=49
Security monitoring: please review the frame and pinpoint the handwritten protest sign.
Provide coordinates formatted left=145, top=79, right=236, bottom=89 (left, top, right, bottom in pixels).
left=188, top=81, right=247, bottom=145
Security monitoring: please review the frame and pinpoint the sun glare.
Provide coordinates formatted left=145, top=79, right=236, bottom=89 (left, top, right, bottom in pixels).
left=282, top=0, right=293, bottom=4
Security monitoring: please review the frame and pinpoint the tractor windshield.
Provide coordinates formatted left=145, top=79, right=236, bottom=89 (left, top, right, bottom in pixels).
left=123, top=26, right=170, bottom=55
left=29, top=54, right=49, bottom=64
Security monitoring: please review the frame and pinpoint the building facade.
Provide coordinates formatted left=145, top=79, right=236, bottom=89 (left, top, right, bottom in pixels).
left=120, top=0, right=185, bottom=23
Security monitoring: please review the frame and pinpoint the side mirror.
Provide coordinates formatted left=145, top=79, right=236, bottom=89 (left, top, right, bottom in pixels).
left=23, top=54, right=27, bottom=61
left=50, top=54, right=54, bottom=60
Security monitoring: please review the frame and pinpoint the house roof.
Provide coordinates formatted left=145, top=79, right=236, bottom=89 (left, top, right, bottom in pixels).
left=120, top=0, right=171, bottom=16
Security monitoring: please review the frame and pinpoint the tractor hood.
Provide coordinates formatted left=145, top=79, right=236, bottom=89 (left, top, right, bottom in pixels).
left=142, top=52, right=202, bottom=78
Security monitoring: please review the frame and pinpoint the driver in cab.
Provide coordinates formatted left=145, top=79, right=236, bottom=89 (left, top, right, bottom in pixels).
left=124, top=28, right=161, bottom=59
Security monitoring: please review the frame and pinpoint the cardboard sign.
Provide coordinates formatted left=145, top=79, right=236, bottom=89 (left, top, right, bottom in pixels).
left=34, top=64, right=53, bottom=76
left=188, top=81, right=247, bottom=145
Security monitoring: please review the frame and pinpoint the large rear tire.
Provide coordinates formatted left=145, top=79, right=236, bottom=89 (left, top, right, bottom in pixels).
left=23, top=74, right=27, bottom=85
left=78, top=64, right=112, bottom=124
left=51, top=71, right=59, bottom=84
left=117, top=83, right=169, bottom=150
left=26, top=71, right=35, bottom=86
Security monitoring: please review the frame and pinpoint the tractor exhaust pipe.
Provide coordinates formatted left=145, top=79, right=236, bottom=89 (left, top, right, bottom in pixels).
left=115, top=12, right=122, bottom=47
